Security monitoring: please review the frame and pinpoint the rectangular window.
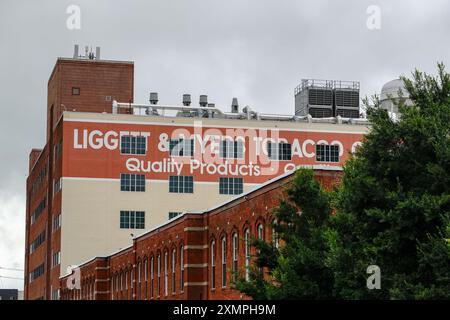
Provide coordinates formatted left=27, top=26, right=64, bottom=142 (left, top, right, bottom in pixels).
left=31, top=163, right=47, bottom=195
left=168, top=212, right=181, bottom=220
left=53, top=178, right=62, bottom=196
left=31, top=197, right=46, bottom=225
left=51, top=289, right=60, bottom=300
left=120, top=173, right=146, bottom=192
left=52, top=251, right=61, bottom=268
left=169, top=176, right=193, bottom=193
left=268, top=142, right=292, bottom=160
left=72, top=87, right=80, bottom=95
left=30, top=230, right=46, bottom=254
left=219, top=177, right=243, bottom=195
left=120, top=211, right=145, bottom=229
left=316, top=144, right=340, bottom=162
left=54, top=140, right=63, bottom=162
left=121, top=136, right=146, bottom=155
left=29, top=264, right=45, bottom=283
left=52, top=214, right=61, bottom=232
left=169, top=139, right=194, bottom=157
left=220, top=140, right=244, bottom=159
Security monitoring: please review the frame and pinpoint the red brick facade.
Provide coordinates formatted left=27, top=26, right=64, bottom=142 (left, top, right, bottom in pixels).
left=25, top=58, right=134, bottom=300
left=59, top=169, right=341, bottom=300
left=46, top=58, right=134, bottom=140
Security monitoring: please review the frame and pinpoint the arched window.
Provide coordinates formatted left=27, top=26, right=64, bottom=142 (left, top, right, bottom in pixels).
left=131, top=269, right=134, bottom=299
left=257, top=223, right=264, bottom=240
left=150, top=257, right=154, bottom=298
left=171, top=249, right=176, bottom=294
left=144, top=259, right=148, bottom=300
left=125, top=270, right=128, bottom=299
left=157, top=254, right=161, bottom=296
left=257, top=224, right=264, bottom=275
left=111, top=277, right=114, bottom=300
left=120, top=273, right=123, bottom=300
left=116, top=273, right=119, bottom=300
left=180, top=245, right=184, bottom=292
left=164, top=251, right=168, bottom=296
left=211, top=240, right=216, bottom=290
left=244, top=228, right=250, bottom=281
left=137, top=262, right=141, bottom=300
left=221, top=236, right=227, bottom=287
left=232, top=232, right=238, bottom=280
left=272, top=219, right=279, bottom=249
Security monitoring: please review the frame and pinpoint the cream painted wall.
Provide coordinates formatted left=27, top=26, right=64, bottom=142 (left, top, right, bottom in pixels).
left=60, top=178, right=256, bottom=276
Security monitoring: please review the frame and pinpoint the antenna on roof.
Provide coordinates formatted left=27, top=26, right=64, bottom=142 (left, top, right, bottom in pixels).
left=73, top=44, right=79, bottom=58
left=73, top=44, right=101, bottom=60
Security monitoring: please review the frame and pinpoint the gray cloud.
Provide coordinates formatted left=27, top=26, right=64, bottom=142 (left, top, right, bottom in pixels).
left=0, top=0, right=449, bottom=290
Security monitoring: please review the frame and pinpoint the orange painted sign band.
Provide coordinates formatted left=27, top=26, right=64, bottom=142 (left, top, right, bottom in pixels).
left=63, top=121, right=364, bottom=183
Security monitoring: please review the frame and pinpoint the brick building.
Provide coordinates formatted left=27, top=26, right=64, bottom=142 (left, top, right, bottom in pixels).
left=25, top=47, right=368, bottom=300
left=25, top=51, right=134, bottom=300
left=59, top=167, right=341, bottom=300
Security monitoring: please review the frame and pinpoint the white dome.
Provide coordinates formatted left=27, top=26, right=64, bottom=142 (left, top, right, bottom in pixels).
left=379, top=78, right=412, bottom=114
left=380, top=79, right=408, bottom=101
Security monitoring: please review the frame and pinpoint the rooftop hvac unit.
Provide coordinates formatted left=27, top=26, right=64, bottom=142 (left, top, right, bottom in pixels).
left=294, top=79, right=360, bottom=118
left=294, top=80, right=333, bottom=118
left=334, top=81, right=360, bottom=118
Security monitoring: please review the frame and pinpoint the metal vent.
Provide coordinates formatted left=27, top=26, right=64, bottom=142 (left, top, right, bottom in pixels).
left=308, top=89, right=333, bottom=106
left=335, top=90, right=359, bottom=108
left=309, top=108, right=333, bottom=118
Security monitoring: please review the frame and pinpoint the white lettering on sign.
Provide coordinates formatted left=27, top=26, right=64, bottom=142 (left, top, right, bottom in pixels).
left=125, top=158, right=262, bottom=177
left=71, top=127, right=353, bottom=177
left=73, top=129, right=347, bottom=159
left=73, top=129, right=150, bottom=150
left=126, top=158, right=184, bottom=176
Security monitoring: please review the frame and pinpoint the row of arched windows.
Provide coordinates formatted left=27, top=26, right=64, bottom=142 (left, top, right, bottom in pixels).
left=210, top=220, right=279, bottom=290
left=62, top=276, right=95, bottom=300
left=110, top=244, right=185, bottom=300
left=61, top=218, right=280, bottom=300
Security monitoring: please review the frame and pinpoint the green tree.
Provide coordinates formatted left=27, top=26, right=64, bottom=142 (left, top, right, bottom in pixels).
left=328, top=64, right=450, bottom=299
left=233, top=168, right=335, bottom=299
left=235, top=64, right=450, bottom=299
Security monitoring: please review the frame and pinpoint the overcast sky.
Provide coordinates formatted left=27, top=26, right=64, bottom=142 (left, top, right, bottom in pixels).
left=0, top=0, right=448, bottom=290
